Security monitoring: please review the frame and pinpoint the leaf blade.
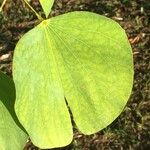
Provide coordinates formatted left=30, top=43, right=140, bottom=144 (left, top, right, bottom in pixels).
left=13, top=25, right=73, bottom=149
left=13, top=11, right=133, bottom=148
left=47, top=11, right=133, bottom=134
left=39, top=0, right=54, bottom=18
left=0, top=71, right=27, bottom=150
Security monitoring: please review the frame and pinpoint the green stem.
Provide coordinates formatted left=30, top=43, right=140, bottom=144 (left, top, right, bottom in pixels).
left=23, top=0, right=43, bottom=21
left=0, top=0, right=7, bottom=12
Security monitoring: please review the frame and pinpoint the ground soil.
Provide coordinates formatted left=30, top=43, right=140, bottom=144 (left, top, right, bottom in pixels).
left=0, top=0, right=149, bottom=150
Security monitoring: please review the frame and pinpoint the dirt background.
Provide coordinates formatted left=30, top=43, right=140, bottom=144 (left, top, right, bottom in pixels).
left=0, top=0, right=149, bottom=150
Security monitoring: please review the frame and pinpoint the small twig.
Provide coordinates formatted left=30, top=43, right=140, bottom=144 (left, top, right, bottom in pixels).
left=7, top=20, right=40, bottom=29
left=133, top=51, right=139, bottom=55
left=0, top=0, right=7, bottom=12
left=23, top=0, right=44, bottom=21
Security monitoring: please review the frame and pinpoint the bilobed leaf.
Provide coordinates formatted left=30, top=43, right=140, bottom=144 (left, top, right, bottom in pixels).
left=39, top=0, right=54, bottom=18
left=13, top=11, right=133, bottom=149
left=0, top=71, right=27, bottom=150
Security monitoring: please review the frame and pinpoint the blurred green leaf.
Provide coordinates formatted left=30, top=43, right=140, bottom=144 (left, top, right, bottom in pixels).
left=39, top=0, right=54, bottom=18
left=13, top=11, right=133, bottom=149
left=0, top=71, right=28, bottom=150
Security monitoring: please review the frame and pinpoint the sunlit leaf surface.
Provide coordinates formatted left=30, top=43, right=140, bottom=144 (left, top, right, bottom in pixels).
left=0, top=71, right=27, bottom=150
left=39, top=0, right=54, bottom=18
left=13, top=12, right=133, bottom=149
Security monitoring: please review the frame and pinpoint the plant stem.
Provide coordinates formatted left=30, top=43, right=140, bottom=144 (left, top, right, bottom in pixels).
left=23, top=0, right=43, bottom=21
left=0, top=0, right=7, bottom=12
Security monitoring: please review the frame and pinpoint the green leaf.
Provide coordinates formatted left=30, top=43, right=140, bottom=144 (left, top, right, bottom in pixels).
left=13, top=11, right=133, bottom=149
left=0, top=71, right=28, bottom=150
left=39, top=0, right=54, bottom=18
